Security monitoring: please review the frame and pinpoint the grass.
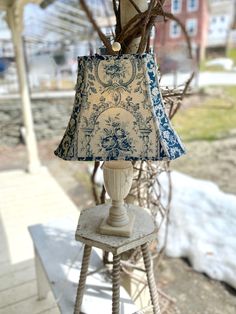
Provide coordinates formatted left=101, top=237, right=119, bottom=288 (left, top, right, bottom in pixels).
left=227, top=48, right=236, bottom=64
left=172, top=86, right=236, bottom=142
left=200, top=49, right=236, bottom=71
left=200, top=62, right=226, bottom=72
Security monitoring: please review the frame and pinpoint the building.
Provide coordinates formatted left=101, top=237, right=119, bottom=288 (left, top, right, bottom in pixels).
left=155, top=0, right=209, bottom=66
left=207, top=0, right=236, bottom=54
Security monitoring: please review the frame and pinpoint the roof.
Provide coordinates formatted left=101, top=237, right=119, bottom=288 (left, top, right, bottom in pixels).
left=0, top=0, right=115, bottom=44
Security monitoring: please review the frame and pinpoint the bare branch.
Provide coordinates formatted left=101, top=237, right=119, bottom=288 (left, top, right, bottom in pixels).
left=128, top=0, right=142, bottom=13
left=138, top=0, right=156, bottom=53
left=90, top=161, right=100, bottom=205
left=80, top=0, right=115, bottom=55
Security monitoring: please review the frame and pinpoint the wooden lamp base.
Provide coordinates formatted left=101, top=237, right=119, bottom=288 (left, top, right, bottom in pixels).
left=99, top=211, right=135, bottom=237
left=99, top=160, right=134, bottom=237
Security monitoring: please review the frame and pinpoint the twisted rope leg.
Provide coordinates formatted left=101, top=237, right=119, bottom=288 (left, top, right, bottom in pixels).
left=112, top=254, right=121, bottom=314
left=74, top=245, right=92, bottom=314
left=141, top=243, right=161, bottom=314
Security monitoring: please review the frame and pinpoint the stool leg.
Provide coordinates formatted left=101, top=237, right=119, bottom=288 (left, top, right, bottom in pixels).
left=112, top=254, right=121, bottom=314
left=74, top=245, right=92, bottom=314
left=141, top=243, right=161, bottom=314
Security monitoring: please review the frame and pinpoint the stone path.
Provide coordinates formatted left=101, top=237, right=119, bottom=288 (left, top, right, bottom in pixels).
left=0, top=167, right=78, bottom=314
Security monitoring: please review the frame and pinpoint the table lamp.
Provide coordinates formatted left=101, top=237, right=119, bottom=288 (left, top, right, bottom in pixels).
left=54, top=49, right=185, bottom=237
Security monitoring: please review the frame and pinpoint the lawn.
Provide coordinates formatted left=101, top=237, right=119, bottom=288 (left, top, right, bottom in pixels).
left=227, top=48, right=236, bottom=65
left=172, top=86, right=236, bottom=142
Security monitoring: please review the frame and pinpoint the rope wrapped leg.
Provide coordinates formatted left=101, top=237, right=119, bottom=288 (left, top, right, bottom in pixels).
left=141, top=243, right=161, bottom=314
left=112, top=254, right=121, bottom=314
left=74, top=245, right=92, bottom=314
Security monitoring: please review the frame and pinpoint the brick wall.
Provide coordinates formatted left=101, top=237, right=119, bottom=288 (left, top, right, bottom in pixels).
left=155, top=0, right=209, bottom=61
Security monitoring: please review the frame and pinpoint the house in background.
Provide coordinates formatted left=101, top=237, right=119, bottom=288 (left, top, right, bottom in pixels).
left=207, top=0, right=236, bottom=56
left=155, top=0, right=209, bottom=70
left=228, top=8, right=236, bottom=49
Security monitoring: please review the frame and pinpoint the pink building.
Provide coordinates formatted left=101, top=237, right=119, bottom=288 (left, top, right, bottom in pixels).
left=155, top=0, right=209, bottom=64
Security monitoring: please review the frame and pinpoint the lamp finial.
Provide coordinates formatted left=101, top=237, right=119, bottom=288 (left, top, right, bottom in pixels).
left=112, top=42, right=121, bottom=52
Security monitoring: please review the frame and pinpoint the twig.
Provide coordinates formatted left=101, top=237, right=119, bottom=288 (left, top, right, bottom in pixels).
left=162, top=91, right=192, bottom=98
left=128, top=0, right=142, bottom=13
left=156, top=167, right=172, bottom=265
left=80, top=0, right=114, bottom=55
left=91, top=161, right=100, bottom=205
left=181, top=72, right=195, bottom=100
left=100, top=185, right=106, bottom=204
left=169, top=72, right=195, bottom=119
left=159, top=11, right=193, bottom=58
left=112, top=0, right=118, bottom=16
left=138, top=0, right=156, bottom=53
left=117, top=4, right=193, bottom=58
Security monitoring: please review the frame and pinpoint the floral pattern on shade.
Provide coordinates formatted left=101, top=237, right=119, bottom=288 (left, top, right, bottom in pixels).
left=54, top=53, right=185, bottom=161
left=100, top=115, right=135, bottom=160
left=104, top=61, right=127, bottom=80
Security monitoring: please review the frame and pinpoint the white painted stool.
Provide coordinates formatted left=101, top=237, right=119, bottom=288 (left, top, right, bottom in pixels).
left=74, top=204, right=160, bottom=314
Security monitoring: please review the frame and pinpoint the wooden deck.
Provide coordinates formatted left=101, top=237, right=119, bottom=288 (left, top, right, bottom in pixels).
left=0, top=167, right=78, bottom=314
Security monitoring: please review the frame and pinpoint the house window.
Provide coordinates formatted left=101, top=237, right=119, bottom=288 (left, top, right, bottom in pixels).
left=170, top=21, right=181, bottom=38
left=186, top=19, right=198, bottom=36
left=172, top=0, right=182, bottom=13
left=212, top=17, right=216, bottom=24
left=187, top=0, right=198, bottom=12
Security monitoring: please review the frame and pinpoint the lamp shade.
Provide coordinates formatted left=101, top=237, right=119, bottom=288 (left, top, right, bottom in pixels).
left=55, top=53, right=185, bottom=161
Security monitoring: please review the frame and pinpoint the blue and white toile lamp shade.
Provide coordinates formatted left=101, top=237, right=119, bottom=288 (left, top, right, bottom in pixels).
left=54, top=53, right=185, bottom=161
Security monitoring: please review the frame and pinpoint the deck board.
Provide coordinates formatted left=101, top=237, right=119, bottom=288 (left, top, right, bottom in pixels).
left=0, top=263, right=35, bottom=292
left=0, top=168, right=78, bottom=264
left=0, top=168, right=79, bottom=313
left=0, top=292, right=57, bottom=314
left=0, top=281, right=37, bottom=309
left=36, top=306, right=60, bottom=314
left=0, top=260, right=34, bottom=277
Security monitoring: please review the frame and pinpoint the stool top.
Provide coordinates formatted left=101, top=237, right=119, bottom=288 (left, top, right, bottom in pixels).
left=75, top=204, right=157, bottom=254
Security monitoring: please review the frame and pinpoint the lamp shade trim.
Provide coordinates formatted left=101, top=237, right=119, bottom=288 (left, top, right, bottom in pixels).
left=145, top=54, right=185, bottom=160
left=54, top=53, right=185, bottom=161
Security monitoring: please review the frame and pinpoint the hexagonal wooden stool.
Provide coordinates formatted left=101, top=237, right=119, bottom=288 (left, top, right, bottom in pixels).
left=74, top=204, right=160, bottom=314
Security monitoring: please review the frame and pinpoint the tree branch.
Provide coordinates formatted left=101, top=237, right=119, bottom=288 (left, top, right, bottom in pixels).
left=80, top=0, right=115, bottom=55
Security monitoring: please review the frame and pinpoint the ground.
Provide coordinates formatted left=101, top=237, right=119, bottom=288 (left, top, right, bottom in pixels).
left=1, top=86, right=236, bottom=314
left=171, top=137, right=236, bottom=194
left=157, top=258, right=236, bottom=314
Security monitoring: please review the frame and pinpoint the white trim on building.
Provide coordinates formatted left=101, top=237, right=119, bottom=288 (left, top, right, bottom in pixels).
left=186, top=18, right=198, bottom=36
left=187, top=0, right=199, bottom=12
left=171, top=0, right=182, bottom=14
left=170, top=21, right=181, bottom=38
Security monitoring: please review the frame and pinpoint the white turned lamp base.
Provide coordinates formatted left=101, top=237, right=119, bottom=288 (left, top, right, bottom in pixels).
left=99, top=160, right=135, bottom=237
